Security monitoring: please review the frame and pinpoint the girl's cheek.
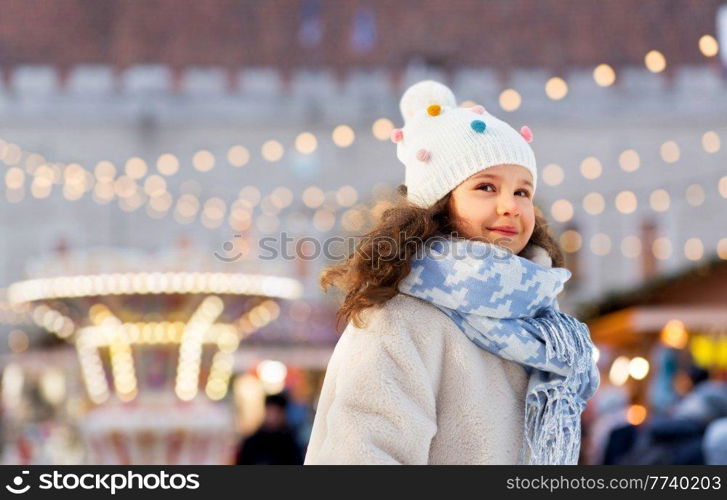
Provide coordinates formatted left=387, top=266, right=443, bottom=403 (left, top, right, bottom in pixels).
left=518, top=197, right=533, bottom=208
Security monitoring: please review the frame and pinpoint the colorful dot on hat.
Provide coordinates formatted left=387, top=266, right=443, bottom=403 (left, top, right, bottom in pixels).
left=427, top=104, right=441, bottom=116
left=470, top=105, right=486, bottom=115
left=470, top=120, right=487, bottom=133
left=416, top=149, right=431, bottom=162
left=390, top=128, right=404, bottom=143
left=520, top=125, right=533, bottom=143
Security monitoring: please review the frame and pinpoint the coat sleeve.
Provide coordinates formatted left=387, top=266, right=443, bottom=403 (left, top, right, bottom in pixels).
left=304, top=304, right=442, bottom=464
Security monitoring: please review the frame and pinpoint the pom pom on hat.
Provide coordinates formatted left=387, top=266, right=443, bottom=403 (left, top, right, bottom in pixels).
left=520, top=125, right=533, bottom=143
left=470, top=105, right=486, bottom=114
left=416, top=148, right=431, bottom=162
left=426, top=104, right=442, bottom=116
left=390, top=128, right=404, bottom=143
left=471, top=120, right=487, bottom=133
left=399, top=80, right=456, bottom=122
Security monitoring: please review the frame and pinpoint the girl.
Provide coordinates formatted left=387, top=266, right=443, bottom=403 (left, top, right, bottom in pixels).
left=304, top=80, right=600, bottom=465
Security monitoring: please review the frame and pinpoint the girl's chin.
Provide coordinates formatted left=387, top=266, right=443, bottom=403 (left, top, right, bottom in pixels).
left=466, top=234, right=522, bottom=251
left=487, top=237, right=524, bottom=254
left=484, top=232, right=519, bottom=245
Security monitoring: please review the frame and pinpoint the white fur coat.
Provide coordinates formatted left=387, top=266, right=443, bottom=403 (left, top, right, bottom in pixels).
left=304, top=292, right=535, bottom=464
left=304, top=245, right=553, bottom=464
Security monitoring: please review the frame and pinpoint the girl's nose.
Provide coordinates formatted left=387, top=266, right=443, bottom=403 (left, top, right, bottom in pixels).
left=496, top=194, right=520, bottom=216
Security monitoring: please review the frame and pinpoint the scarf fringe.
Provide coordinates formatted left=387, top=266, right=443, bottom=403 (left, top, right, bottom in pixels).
left=517, top=308, right=594, bottom=465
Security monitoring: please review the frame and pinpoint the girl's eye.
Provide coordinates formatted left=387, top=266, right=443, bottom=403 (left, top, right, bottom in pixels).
left=476, top=184, right=531, bottom=197
left=476, top=183, right=496, bottom=192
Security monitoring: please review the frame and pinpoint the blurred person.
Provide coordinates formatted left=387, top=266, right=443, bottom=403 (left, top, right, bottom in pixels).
left=585, top=385, right=630, bottom=464
left=703, top=417, right=727, bottom=465
left=647, top=345, right=680, bottom=415
left=285, top=373, right=316, bottom=452
left=602, top=423, right=639, bottom=465
left=304, top=81, right=599, bottom=465
left=673, top=364, right=711, bottom=400
left=235, top=393, right=303, bottom=465
left=671, top=376, right=727, bottom=429
left=611, top=367, right=726, bottom=464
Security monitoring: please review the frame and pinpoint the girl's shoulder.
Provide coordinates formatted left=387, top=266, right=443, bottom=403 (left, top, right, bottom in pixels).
left=332, top=293, right=451, bottom=385
left=351, top=292, right=456, bottom=340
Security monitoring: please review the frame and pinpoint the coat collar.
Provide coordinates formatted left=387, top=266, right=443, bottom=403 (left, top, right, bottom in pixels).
left=519, top=244, right=553, bottom=268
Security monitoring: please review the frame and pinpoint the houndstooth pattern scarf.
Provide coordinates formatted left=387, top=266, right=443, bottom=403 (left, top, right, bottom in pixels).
left=398, top=236, right=600, bottom=465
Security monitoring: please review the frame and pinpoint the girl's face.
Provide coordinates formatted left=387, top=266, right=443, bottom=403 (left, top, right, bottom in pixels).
left=448, top=164, right=535, bottom=255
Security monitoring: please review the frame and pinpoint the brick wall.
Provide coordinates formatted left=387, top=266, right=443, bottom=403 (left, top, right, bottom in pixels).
left=0, top=0, right=722, bottom=73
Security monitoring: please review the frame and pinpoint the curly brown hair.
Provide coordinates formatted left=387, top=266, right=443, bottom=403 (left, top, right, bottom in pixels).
left=320, top=184, right=565, bottom=332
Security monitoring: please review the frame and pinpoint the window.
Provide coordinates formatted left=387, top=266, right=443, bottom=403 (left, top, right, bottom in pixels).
left=350, top=6, right=377, bottom=54
left=299, top=0, right=323, bottom=49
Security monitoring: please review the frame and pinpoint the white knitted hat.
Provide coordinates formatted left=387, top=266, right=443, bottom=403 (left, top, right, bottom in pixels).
left=392, top=80, right=537, bottom=208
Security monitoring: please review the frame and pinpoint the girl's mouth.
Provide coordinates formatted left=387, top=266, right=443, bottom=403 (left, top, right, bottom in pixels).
left=488, top=228, right=518, bottom=237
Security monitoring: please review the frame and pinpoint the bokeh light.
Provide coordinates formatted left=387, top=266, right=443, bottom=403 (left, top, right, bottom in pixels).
left=550, top=199, right=574, bottom=222
left=580, top=157, right=602, bottom=180
left=644, top=50, right=667, bottom=73
left=699, top=34, right=719, bottom=57
left=156, top=154, right=179, bottom=176
left=499, top=89, right=522, bottom=111
left=332, top=125, right=355, bottom=148
left=192, top=150, right=215, bottom=172
left=261, top=140, right=284, bottom=162
left=545, top=77, right=568, bottom=100
left=372, top=118, right=394, bottom=141
left=593, top=63, right=616, bottom=86
left=701, top=131, right=721, bottom=153
left=295, top=132, right=318, bottom=155
left=660, top=141, right=680, bottom=163
left=560, top=230, right=582, bottom=253
left=619, top=149, right=640, bottom=172
left=542, top=163, right=565, bottom=186
left=583, top=192, right=605, bottom=215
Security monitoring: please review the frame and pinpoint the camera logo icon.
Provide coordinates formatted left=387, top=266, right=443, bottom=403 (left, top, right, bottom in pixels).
left=214, top=234, right=244, bottom=262
left=6, top=470, right=30, bottom=494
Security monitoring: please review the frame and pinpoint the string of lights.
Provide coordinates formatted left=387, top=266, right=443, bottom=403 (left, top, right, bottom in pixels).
left=0, top=37, right=724, bottom=263
left=2, top=125, right=725, bottom=263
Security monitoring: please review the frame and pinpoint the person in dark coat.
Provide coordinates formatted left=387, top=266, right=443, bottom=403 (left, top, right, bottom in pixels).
left=608, top=378, right=727, bottom=465
left=235, top=393, right=303, bottom=465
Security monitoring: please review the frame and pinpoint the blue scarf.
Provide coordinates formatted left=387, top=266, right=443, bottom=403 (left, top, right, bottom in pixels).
left=397, top=237, right=600, bottom=465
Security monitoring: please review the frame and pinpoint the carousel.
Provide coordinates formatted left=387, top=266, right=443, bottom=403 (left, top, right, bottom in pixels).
left=5, top=242, right=303, bottom=464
